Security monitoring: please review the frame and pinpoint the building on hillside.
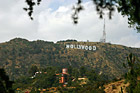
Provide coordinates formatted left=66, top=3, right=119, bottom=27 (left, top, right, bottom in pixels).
left=58, top=68, right=69, bottom=87
left=78, top=78, right=88, bottom=85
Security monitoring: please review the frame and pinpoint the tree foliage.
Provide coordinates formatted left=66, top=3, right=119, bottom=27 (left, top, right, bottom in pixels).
left=14, top=66, right=105, bottom=92
left=123, top=53, right=140, bottom=92
left=24, top=0, right=140, bottom=32
left=28, top=65, right=39, bottom=76
left=0, top=68, right=14, bottom=93
left=117, top=0, right=140, bottom=32
left=72, top=0, right=140, bottom=31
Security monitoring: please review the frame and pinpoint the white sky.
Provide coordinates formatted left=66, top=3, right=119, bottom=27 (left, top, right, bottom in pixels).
left=0, top=0, right=140, bottom=47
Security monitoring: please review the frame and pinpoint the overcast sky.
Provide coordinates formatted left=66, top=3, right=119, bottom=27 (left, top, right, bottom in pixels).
left=0, top=0, right=140, bottom=47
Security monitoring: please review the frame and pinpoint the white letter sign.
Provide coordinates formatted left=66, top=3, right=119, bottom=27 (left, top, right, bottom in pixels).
left=66, top=44, right=96, bottom=51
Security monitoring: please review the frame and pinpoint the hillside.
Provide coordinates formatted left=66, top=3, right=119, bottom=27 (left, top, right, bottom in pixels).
left=104, top=79, right=129, bottom=93
left=0, top=38, right=140, bottom=80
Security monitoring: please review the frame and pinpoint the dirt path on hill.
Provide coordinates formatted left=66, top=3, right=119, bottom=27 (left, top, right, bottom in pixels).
left=104, top=79, right=129, bottom=93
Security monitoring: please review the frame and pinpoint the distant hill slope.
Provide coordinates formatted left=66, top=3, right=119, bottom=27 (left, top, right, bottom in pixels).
left=104, top=79, right=129, bottom=93
left=0, top=38, right=140, bottom=80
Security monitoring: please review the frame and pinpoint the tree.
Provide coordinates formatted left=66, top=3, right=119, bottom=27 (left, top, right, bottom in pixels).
left=32, top=67, right=59, bottom=89
left=23, top=0, right=140, bottom=32
left=79, top=66, right=86, bottom=77
left=28, top=65, right=39, bottom=76
left=0, top=68, right=14, bottom=93
left=123, top=53, right=140, bottom=92
left=86, top=70, right=99, bottom=83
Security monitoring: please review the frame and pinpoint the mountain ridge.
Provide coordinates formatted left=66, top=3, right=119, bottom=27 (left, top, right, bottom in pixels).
left=0, top=38, right=140, bottom=80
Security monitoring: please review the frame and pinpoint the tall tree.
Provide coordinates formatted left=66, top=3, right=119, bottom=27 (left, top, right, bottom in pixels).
left=0, top=68, right=14, bottom=93
left=123, top=53, right=139, bottom=92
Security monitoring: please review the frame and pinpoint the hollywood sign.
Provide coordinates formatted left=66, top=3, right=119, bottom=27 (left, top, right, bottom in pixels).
left=66, top=44, right=96, bottom=51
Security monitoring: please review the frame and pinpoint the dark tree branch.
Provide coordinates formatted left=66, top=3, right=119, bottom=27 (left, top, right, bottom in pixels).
left=23, top=0, right=140, bottom=32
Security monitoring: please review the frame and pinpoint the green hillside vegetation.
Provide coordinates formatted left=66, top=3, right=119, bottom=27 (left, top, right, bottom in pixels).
left=13, top=66, right=105, bottom=92
left=0, top=38, right=140, bottom=80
